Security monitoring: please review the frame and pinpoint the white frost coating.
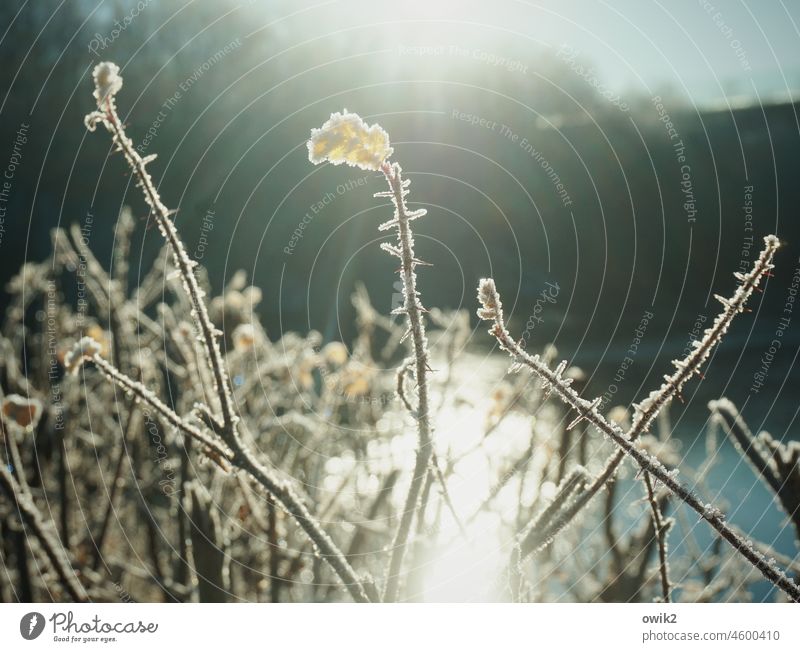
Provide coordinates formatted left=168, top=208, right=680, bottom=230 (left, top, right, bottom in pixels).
left=630, top=235, right=779, bottom=436
left=307, top=110, right=393, bottom=171
left=64, top=336, right=102, bottom=375
left=91, top=62, right=122, bottom=107
left=476, top=237, right=800, bottom=602
left=1, top=394, right=44, bottom=431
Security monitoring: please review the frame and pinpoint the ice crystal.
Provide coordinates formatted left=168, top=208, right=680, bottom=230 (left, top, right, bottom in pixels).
left=64, top=336, right=102, bottom=375
left=307, top=110, right=393, bottom=171
left=91, top=62, right=122, bottom=107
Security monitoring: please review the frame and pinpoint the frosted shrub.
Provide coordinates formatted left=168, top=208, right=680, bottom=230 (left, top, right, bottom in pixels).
left=0, top=63, right=798, bottom=604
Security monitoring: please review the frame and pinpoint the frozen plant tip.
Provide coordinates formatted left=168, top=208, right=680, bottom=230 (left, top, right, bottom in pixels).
left=91, top=61, right=122, bottom=107
left=308, top=113, right=433, bottom=601
left=64, top=336, right=103, bottom=375
left=307, top=110, right=393, bottom=171
left=630, top=235, right=780, bottom=436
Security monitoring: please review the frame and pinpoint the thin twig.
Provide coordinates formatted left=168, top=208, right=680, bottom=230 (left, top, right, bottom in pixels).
left=91, top=400, right=139, bottom=571
left=86, top=69, right=369, bottom=602
left=0, top=464, right=88, bottom=601
left=477, top=247, right=800, bottom=602
left=480, top=234, right=779, bottom=542
left=397, top=361, right=467, bottom=541
left=643, top=473, right=672, bottom=602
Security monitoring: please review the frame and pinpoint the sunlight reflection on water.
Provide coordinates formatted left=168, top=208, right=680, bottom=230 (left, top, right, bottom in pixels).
left=395, top=352, right=556, bottom=601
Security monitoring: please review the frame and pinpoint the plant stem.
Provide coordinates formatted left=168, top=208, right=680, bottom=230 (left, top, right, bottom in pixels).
left=479, top=276, right=800, bottom=602
left=379, top=162, right=433, bottom=602
left=91, top=95, right=369, bottom=603
left=482, top=234, right=779, bottom=556
left=643, top=473, right=671, bottom=602
left=0, top=464, right=88, bottom=601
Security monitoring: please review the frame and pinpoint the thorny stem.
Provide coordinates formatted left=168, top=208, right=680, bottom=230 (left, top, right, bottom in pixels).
left=486, top=235, right=781, bottom=551
left=509, top=466, right=590, bottom=601
left=379, top=161, right=434, bottom=602
left=88, top=95, right=369, bottom=603
left=497, top=334, right=800, bottom=602
left=91, top=400, right=139, bottom=571
left=397, top=362, right=467, bottom=542
left=0, top=464, right=88, bottom=602
left=643, top=473, right=671, bottom=602
left=4, top=424, right=30, bottom=495
left=231, top=452, right=370, bottom=602
left=91, top=354, right=234, bottom=470
left=575, top=236, right=781, bottom=531
left=100, top=102, right=237, bottom=434
left=478, top=241, right=800, bottom=602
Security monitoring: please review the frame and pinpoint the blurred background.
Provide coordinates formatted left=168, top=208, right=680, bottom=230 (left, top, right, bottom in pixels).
left=2, top=1, right=799, bottom=424
left=1, top=0, right=800, bottom=600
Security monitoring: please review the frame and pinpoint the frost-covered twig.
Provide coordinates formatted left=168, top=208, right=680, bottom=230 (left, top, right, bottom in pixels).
left=631, top=236, right=779, bottom=435
left=481, top=236, right=779, bottom=546
left=0, top=463, right=88, bottom=601
left=377, top=161, right=434, bottom=601
left=711, top=398, right=800, bottom=542
left=85, top=63, right=236, bottom=435
left=397, top=360, right=467, bottom=542
left=516, top=466, right=591, bottom=557
left=643, top=473, right=672, bottom=602
left=588, top=236, right=781, bottom=511
left=75, top=345, right=233, bottom=470
left=477, top=257, right=800, bottom=602
left=86, top=67, right=370, bottom=602
left=709, top=399, right=783, bottom=499
left=372, top=160, right=442, bottom=601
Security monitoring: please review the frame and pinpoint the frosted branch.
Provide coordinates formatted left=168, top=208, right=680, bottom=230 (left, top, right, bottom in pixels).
left=477, top=239, right=800, bottom=602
